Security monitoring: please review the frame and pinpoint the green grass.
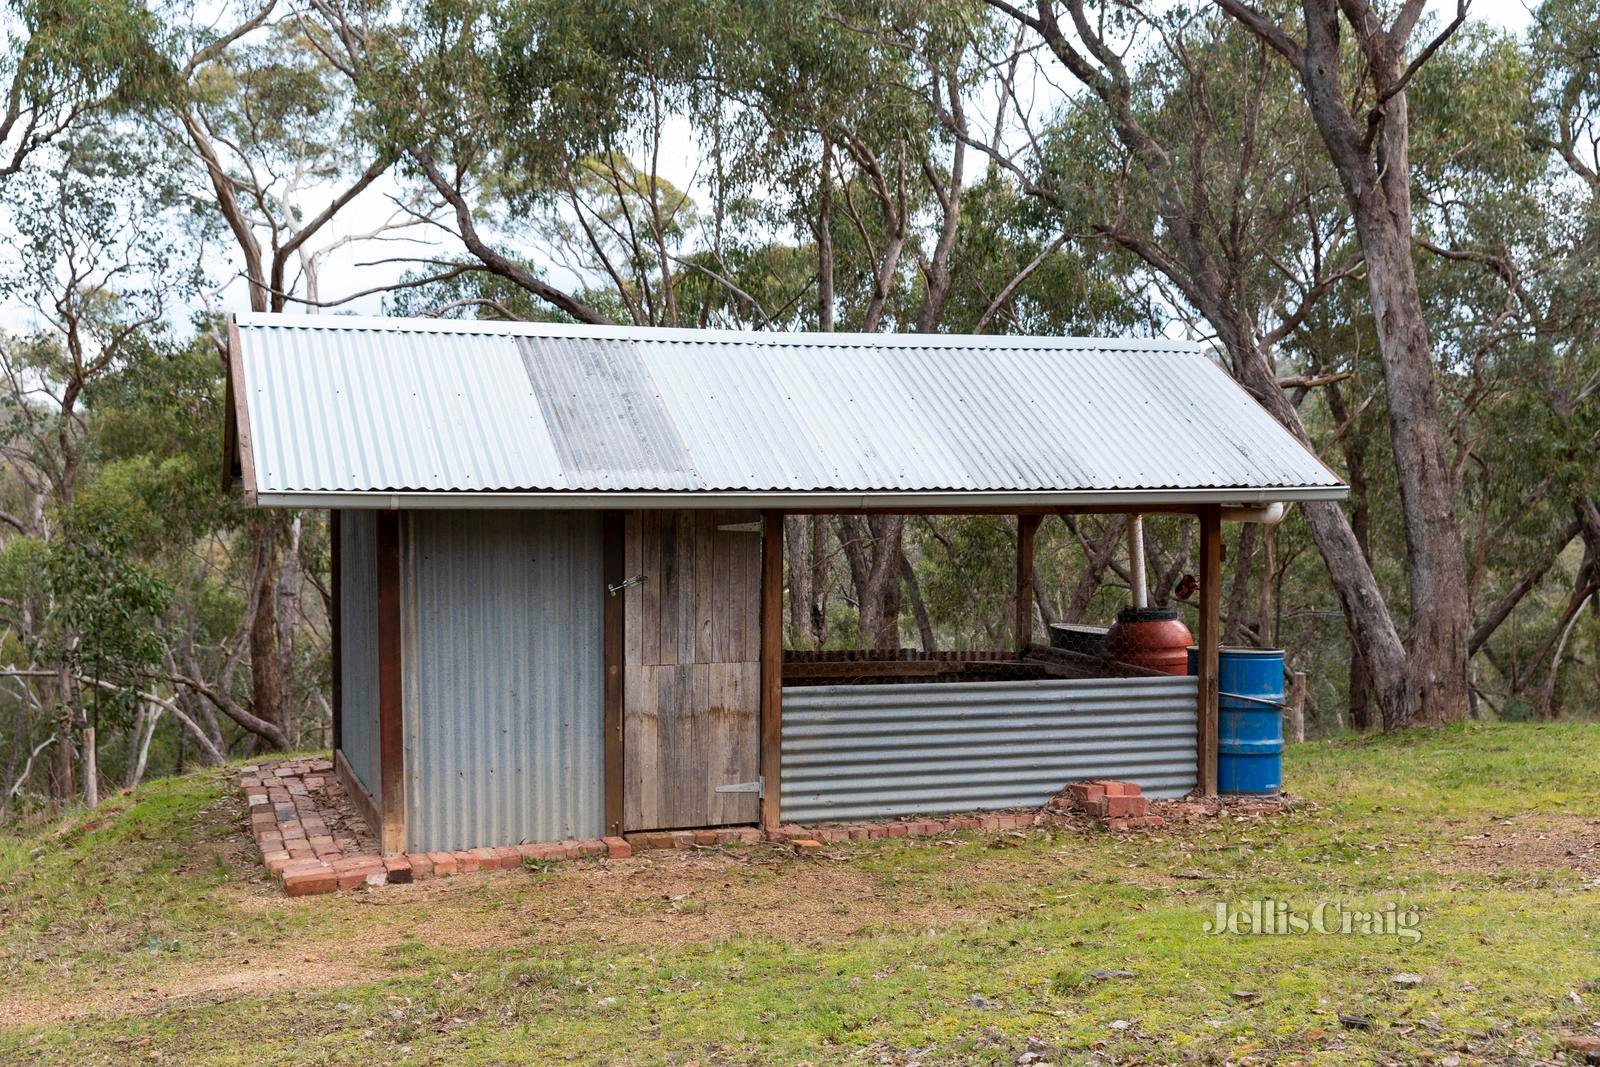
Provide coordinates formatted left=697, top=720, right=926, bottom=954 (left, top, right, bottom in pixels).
left=3, top=722, right=1599, bottom=1064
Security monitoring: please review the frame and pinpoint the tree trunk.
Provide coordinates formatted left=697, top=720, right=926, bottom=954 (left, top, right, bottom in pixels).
left=81, top=725, right=97, bottom=809
left=1350, top=213, right=1471, bottom=727
left=1064, top=515, right=1127, bottom=622
left=1288, top=671, right=1307, bottom=743
left=48, top=668, right=74, bottom=811
left=1289, top=4, right=1472, bottom=727
left=277, top=515, right=302, bottom=747
left=1348, top=642, right=1373, bottom=732
left=1258, top=523, right=1277, bottom=647
left=900, top=549, right=937, bottom=652
left=1225, top=524, right=1257, bottom=646
left=1031, top=569, right=1058, bottom=628
left=1538, top=592, right=1589, bottom=720
left=808, top=516, right=831, bottom=646
left=1326, top=378, right=1375, bottom=729
left=248, top=514, right=287, bottom=746
left=873, top=517, right=904, bottom=650
left=838, top=515, right=904, bottom=649
left=785, top=515, right=815, bottom=647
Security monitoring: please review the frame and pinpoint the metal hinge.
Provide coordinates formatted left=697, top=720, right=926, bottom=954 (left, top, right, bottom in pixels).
left=607, top=574, right=647, bottom=597
left=715, top=775, right=764, bottom=797
left=716, top=519, right=764, bottom=533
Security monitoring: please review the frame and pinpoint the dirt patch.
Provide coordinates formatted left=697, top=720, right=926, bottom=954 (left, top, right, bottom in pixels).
left=0, top=954, right=366, bottom=1029
left=391, top=845, right=986, bottom=949
left=0, top=841, right=995, bottom=1031
left=1447, top=814, right=1600, bottom=878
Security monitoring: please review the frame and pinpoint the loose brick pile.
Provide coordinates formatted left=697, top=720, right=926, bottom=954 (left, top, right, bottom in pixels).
left=1059, top=780, right=1164, bottom=830
left=1051, top=782, right=1291, bottom=829
left=241, top=761, right=632, bottom=897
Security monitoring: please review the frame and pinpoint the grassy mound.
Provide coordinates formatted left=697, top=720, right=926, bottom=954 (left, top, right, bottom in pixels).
left=0, top=723, right=1597, bottom=1064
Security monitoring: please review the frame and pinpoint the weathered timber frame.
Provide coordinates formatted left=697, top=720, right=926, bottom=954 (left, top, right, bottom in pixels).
left=602, top=511, right=626, bottom=836
left=221, top=319, right=257, bottom=503
left=1196, top=505, right=1222, bottom=797
left=330, top=508, right=342, bottom=754
left=1015, top=514, right=1041, bottom=652
left=759, top=509, right=785, bottom=829
left=375, top=510, right=406, bottom=853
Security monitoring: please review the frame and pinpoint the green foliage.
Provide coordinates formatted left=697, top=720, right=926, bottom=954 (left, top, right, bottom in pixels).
left=913, top=516, right=1015, bottom=646
left=42, top=506, right=169, bottom=729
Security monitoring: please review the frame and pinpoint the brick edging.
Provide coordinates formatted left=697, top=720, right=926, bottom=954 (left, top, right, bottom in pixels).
left=240, top=764, right=1284, bottom=896
left=241, top=760, right=635, bottom=896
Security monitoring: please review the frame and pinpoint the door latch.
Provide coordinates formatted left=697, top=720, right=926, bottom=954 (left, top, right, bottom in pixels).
left=607, top=574, right=647, bottom=597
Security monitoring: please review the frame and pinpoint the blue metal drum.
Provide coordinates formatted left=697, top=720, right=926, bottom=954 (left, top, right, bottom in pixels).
left=1187, top=646, right=1285, bottom=795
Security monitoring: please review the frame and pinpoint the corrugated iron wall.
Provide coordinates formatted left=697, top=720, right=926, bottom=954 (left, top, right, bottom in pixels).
left=780, top=676, right=1198, bottom=823
left=402, top=511, right=605, bottom=853
left=337, top=510, right=381, bottom=800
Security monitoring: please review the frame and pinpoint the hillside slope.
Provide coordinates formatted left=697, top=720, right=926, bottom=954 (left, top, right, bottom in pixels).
left=1, top=723, right=1598, bottom=1064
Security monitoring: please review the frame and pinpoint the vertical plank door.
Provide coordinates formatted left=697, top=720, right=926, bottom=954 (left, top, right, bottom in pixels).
left=623, top=510, right=763, bottom=830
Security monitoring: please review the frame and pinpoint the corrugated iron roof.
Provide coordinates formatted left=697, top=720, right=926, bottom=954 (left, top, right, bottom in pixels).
left=228, top=313, right=1346, bottom=507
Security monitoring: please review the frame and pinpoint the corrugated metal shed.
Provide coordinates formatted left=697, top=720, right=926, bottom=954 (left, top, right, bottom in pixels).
left=337, top=510, right=381, bottom=799
left=230, top=314, right=1346, bottom=508
left=780, top=676, right=1198, bottom=823
left=401, top=510, right=605, bottom=853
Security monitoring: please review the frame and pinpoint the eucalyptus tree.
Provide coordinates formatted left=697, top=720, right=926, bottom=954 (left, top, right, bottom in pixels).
left=731, top=0, right=1128, bottom=649
left=1191, top=0, right=1482, bottom=730
left=0, top=128, right=201, bottom=805
left=0, top=0, right=164, bottom=178
left=959, top=0, right=1491, bottom=728
left=1442, top=0, right=1600, bottom=716
left=157, top=3, right=425, bottom=750
left=305, top=0, right=735, bottom=325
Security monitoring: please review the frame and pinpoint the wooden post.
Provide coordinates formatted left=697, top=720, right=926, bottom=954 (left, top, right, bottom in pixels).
left=330, top=508, right=342, bottom=755
left=82, top=726, right=97, bottom=809
left=1016, top=513, right=1041, bottom=652
left=1289, top=670, right=1308, bottom=744
left=601, top=511, right=626, bottom=836
left=375, top=510, right=406, bottom=854
left=759, top=509, right=784, bottom=830
left=1197, top=505, right=1222, bottom=797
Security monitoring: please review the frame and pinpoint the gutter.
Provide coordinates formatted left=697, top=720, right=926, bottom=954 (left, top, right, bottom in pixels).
left=248, top=487, right=1348, bottom=511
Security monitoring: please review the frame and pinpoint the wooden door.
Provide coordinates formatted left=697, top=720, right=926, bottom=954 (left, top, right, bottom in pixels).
left=623, top=510, right=763, bottom=830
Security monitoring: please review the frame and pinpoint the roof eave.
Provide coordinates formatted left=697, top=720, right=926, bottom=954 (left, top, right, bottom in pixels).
left=253, top=486, right=1350, bottom=511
